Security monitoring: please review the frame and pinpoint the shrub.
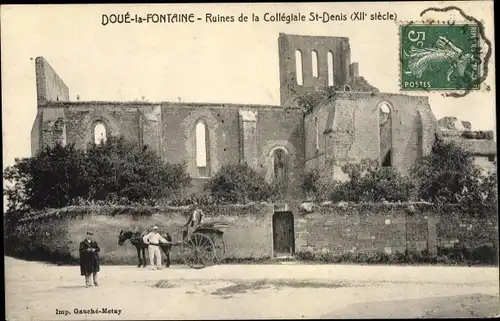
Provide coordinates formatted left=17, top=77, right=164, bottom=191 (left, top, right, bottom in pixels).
left=167, top=194, right=218, bottom=206
left=85, top=136, right=191, bottom=202
left=330, top=158, right=414, bottom=202
left=204, top=164, right=281, bottom=204
left=3, top=142, right=90, bottom=212
left=301, top=169, right=320, bottom=197
left=438, top=244, right=498, bottom=265
left=410, top=135, right=497, bottom=214
left=295, top=248, right=497, bottom=266
left=300, top=169, right=337, bottom=201
left=3, top=136, right=192, bottom=217
left=471, top=244, right=498, bottom=264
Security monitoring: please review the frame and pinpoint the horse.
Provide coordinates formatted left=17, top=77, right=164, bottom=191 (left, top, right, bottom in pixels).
left=118, top=229, right=173, bottom=268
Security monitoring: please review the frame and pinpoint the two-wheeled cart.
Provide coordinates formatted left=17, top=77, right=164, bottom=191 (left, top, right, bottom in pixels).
left=170, top=221, right=229, bottom=269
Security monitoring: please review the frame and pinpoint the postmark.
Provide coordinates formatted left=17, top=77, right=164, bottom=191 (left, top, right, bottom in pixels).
left=400, top=23, right=481, bottom=91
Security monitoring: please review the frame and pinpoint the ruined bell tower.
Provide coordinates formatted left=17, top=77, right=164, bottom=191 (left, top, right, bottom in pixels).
left=278, top=33, right=363, bottom=107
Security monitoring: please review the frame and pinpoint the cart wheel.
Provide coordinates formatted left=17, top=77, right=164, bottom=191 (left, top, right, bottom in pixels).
left=213, top=238, right=226, bottom=263
left=182, top=233, right=216, bottom=269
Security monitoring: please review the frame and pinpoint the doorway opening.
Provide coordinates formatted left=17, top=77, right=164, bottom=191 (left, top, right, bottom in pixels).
left=272, top=211, right=295, bottom=257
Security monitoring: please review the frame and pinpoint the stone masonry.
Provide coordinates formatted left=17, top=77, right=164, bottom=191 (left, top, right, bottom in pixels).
left=16, top=203, right=498, bottom=261
left=30, top=33, right=495, bottom=198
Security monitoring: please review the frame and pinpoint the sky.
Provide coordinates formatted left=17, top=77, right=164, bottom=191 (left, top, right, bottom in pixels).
left=1, top=2, right=496, bottom=171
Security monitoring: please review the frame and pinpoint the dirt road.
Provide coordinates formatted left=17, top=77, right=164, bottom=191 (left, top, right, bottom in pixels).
left=5, top=257, right=500, bottom=320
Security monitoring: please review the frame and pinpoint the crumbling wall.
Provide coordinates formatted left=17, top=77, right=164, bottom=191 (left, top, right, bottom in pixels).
left=278, top=33, right=379, bottom=107
left=295, top=203, right=497, bottom=257
left=30, top=110, right=43, bottom=156
left=162, top=103, right=304, bottom=200
left=278, top=33, right=352, bottom=106
left=304, top=92, right=437, bottom=180
left=40, top=108, right=66, bottom=148
left=35, top=57, right=69, bottom=106
left=141, top=106, right=162, bottom=155
left=36, top=102, right=162, bottom=151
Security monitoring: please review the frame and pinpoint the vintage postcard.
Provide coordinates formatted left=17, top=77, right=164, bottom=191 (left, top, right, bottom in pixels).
left=2, top=2, right=498, bottom=320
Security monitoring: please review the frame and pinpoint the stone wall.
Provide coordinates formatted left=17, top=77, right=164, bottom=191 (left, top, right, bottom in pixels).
left=304, top=92, right=438, bottom=181
left=32, top=102, right=160, bottom=153
left=294, top=203, right=498, bottom=256
left=161, top=103, right=304, bottom=200
left=278, top=33, right=353, bottom=106
left=296, top=204, right=417, bottom=255
left=437, top=213, right=499, bottom=250
left=69, top=211, right=273, bottom=263
left=32, top=101, right=305, bottom=199
left=30, top=110, right=42, bottom=156
left=35, top=57, right=70, bottom=106
left=13, top=204, right=275, bottom=264
left=10, top=204, right=497, bottom=265
left=140, top=106, right=162, bottom=156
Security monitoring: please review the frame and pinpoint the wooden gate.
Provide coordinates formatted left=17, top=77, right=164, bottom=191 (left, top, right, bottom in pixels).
left=273, top=211, right=295, bottom=257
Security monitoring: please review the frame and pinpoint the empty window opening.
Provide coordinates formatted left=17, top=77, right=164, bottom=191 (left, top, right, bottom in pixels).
left=311, top=50, right=319, bottom=78
left=379, top=103, right=391, bottom=116
left=327, top=51, right=334, bottom=86
left=295, top=50, right=304, bottom=85
left=382, top=150, right=392, bottom=167
left=379, top=102, right=392, bottom=167
left=315, top=118, right=319, bottom=151
left=93, top=122, right=107, bottom=145
left=273, top=149, right=288, bottom=186
left=195, top=121, right=210, bottom=177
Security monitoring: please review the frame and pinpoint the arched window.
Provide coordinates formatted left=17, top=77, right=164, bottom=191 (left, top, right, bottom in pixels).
left=378, top=102, right=392, bottom=167
left=195, top=121, right=210, bottom=177
left=295, top=50, right=303, bottom=86
left=311, top=50, right=318, bottom=78
left=93, top=122, right=107, bottom=145
left=273, top=148, right=287, bottom=186
left=327, top=51, right=334, bottom=86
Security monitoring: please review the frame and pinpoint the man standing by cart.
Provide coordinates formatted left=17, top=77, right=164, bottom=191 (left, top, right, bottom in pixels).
left=142, top=226, right=171, bottom=270
left=183, top=207, right=204, bottom=240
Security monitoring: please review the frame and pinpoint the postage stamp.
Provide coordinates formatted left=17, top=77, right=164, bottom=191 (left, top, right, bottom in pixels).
left=400, top=24, right=481, bottom=91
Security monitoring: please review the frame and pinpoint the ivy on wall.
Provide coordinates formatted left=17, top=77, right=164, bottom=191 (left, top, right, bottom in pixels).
left=18, top=203, right=272, bottom=223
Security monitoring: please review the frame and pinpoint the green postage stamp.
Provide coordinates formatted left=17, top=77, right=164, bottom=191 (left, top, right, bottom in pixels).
left=400, top=24, right=481, bottom=91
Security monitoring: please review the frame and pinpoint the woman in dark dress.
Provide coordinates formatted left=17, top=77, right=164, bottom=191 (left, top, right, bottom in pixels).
left=79, top=232, right=100, bottom=288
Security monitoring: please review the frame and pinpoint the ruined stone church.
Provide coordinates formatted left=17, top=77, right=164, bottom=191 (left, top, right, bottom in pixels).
left=31, top=33, right=495, bottom=199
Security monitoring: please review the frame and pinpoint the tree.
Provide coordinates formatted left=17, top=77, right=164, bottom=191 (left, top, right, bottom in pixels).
left=409, top=135, right=497, bottom=212
left=3, top=142, right=90, bottom=212
left=301, top=169, right=321, bottom=197
left=204, top=164, right=280, bottom=204
left=330, top=158, right=414, bottom=202
left=300, top=168, right=338, bottom=201
left=84, top=136, right=191, bottom=202
left=3, top=136, right=192, bottom=213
